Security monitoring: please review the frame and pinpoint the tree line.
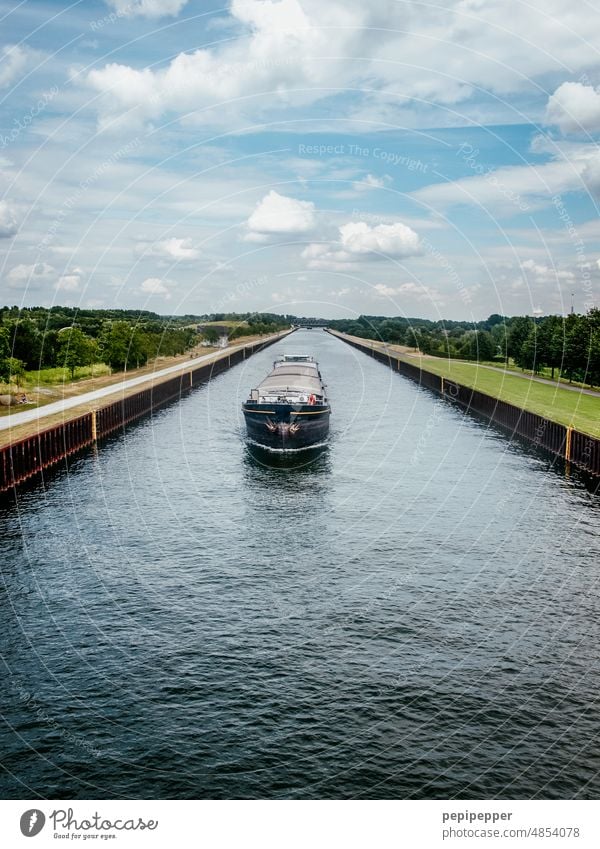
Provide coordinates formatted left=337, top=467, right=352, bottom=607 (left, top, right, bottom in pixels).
left=0, top=314, right=197, bottom=381
left=3, top=306, right=598, bottom=389
left=0, top=308, right=291, bottom=384
left=328, top=310, right=600, bottom=387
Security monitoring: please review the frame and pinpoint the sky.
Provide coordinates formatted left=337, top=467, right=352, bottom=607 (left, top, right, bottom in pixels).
left=1, top=0, right=600, bottom=320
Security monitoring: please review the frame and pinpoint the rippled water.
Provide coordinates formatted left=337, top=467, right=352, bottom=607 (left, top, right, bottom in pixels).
left=1, top=330, right=599, bottom=799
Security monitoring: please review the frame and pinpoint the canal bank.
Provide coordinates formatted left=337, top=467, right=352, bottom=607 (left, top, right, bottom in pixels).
left=0, top=329, right=292, bottom=494
left=327, top=329, right=600, bottom=478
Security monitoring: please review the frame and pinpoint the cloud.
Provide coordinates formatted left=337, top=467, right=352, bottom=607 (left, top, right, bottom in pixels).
left=7, top=262, right=55, bottom=289
left=373, top=283, right=399, bottom=297
left=105, top=0, right=189, bottom=17
left=56, top=268, right=83, bottom=291
left=411, top=155, right=594, bottom=213
left=0, top=200, right=18, bottom=237
left=303, top=220, right=422, bottom=270
left=581, top=153, right=600, bottom=196
left=301, top=243, right=355, bottom=271
left=0, top=45, right=30, bottom=89
left=140, top=276, right=172, bottom=298
left=374, top=281, right=444, bottom=304
left=84, top=1, right=600, bottom=131
left=546, top=82, right=600, bottom=134
left=85, top=0, right=321, bottom=127
left=521, top=259, right=575, bottom=282
left=353, top=173, right=388, bottom=191
left=139, top=237, right=200, bottom=261
left=339, top=221, right=422, bottom=256
left=245, top=190, right=316, bottom=238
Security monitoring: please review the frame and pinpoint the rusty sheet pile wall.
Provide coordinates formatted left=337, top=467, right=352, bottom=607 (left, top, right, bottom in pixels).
left=331, top=330, right=600, bottom=477
left=0, top=334, right=284, bottom=494
left=0, top=414, right=94, bottom=492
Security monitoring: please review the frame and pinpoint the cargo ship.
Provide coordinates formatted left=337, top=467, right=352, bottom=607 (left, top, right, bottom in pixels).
left=242, top=354, right=330, bottom=450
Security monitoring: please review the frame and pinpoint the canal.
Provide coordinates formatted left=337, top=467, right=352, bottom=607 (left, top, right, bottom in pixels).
left=1, top=330, right=599, bottom=799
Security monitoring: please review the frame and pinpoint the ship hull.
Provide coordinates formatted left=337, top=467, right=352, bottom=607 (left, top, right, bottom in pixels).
left=243, top=403, right=330, bottom=450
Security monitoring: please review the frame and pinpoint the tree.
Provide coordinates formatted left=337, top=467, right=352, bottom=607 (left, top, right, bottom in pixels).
left=537, top=315, right=565, bottom=379
left=6, top=318, right=43, bottom=369
left=460, top=330, right=495, bottom=361
left=485, top=313, right=506, bottom=329
left=202, top=326, right=221, bottom=345
left=100, top=322, right=148, bottom=371
left=507, top=316, right=534, bottom=367
left=39, top=329, right=60, bottom=368
left=517, top=326, right=543, bottom=372
left=490, top=322, right=509, bottom=363
left=57, top=327, right=98, bottom=379
left=405, top=327, right=421, bottom=350
left=0, top=326, right=10, bottom=382
left=4, top=357, right=25, bottom=386
left=471, top=330, right=495, bottom=361
left=587, top=308, right=600, bottom=387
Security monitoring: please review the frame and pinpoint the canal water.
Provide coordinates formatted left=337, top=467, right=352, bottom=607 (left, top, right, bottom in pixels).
left=1, top=330, right=599, bottom=799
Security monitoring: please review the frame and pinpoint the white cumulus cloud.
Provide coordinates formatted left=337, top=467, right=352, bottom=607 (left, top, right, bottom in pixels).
left=546, top=82, right=600, bottom=134
left=303, top=220, right=422, bottom=270
left=245, top=190, right=316, bottom=238
left=339, top=221, right=422, bottom=257
left=84, top=1, right=600, bottom=132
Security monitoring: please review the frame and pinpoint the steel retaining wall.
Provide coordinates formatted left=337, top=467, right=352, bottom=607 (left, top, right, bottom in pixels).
left=0, top=332, right=287, bottom=494
left=330, top=330, right=600, bottom=477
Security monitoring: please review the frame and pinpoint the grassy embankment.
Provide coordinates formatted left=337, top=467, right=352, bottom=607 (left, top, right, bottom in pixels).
left=340, top=334, right=600, bottom=438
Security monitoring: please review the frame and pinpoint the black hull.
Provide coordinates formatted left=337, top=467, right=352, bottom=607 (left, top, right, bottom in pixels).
left=243, top=403, right=330, bottom=451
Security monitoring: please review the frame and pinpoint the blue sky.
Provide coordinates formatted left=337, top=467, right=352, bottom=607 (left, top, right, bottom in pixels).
left=1, top=0, right=600, bottom=319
